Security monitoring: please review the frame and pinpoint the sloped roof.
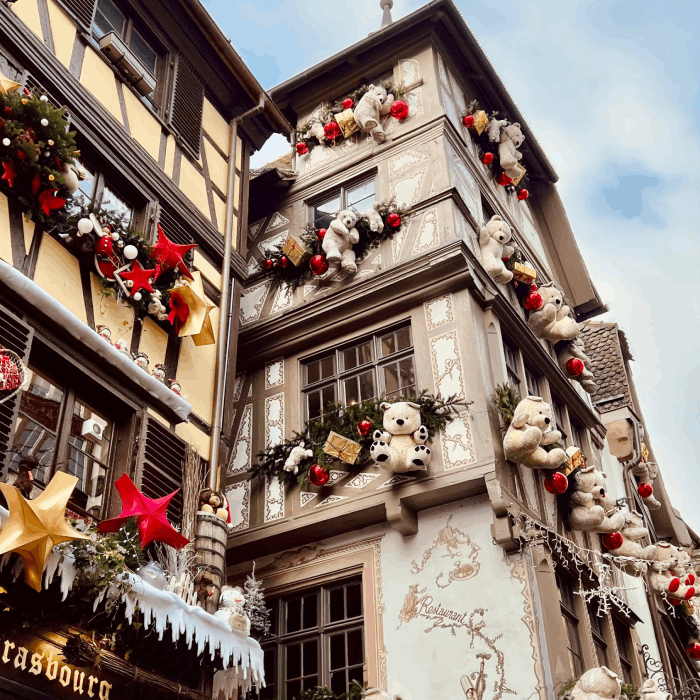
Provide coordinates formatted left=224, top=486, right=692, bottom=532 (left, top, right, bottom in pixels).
left=580, top=322, right=633, bottom=413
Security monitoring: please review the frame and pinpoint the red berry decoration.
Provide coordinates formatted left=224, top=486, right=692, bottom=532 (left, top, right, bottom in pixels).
left=638, top=482, right=653, bottom=499
left=308, top=464, right=329, bottom=487
left=523, top=290, right=543, bottom=311
left=688, top=643, right=700, bottom=660
left=481, top=152, right=494, bottom=165
left=390, top=100, right=409, bottom=121
left=264, top=259, right=274, bottom=270
left=357, top=419, right=372, bottom=437
left=601, top=532, right=624, bottom=551
left=517, top=189, right=530, bottom=201
left=0, top=353, right=22, bottom=392
left=296, top=142, right=309, bottom=155
left=544, top=472, right=568, bottom=495
left=386, top=212, right=402, bottom=229
left=309, top=254, right=329, bottom=276
left=565, top=358, right=585, bottom=377
left=316, top=228, right=327, bottom=241
left=279, top=256, right=289, bottom=269
left=324, top=122, right=340, bottom=140
left=342, top=98, right=354, bottom=110
left=463, top=114, right=475, bottom=128
left=497, top=172, right=513, bottom=187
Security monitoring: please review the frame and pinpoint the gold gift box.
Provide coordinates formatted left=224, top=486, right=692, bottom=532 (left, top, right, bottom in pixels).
left=511, top=166, right=526, bottom=187
left=282, top=235, right=310, bottom=267
left=562, top=446, right=585, bottom=476
left=473, top=110, right=489, bottom=135
left=323, top=431, right=362, bottom=465
left=512, top=262, right=537, bottom=285
left=335, top=108, right=360, bottom=139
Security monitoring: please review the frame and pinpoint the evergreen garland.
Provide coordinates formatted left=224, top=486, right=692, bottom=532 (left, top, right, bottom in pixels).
left=297, top=680, right=364, bottom=700
left=0, top=89, right=79, bottom=223
left=254, top=392, right=470, bottom=485
left=492, top=383, right=521, bottom=430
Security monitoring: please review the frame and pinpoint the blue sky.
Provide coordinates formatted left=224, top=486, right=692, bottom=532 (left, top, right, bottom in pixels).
left=203, top=0, right=700, bottom=532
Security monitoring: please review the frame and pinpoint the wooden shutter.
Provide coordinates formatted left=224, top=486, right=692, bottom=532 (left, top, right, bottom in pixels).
left=168, top=54, right=204, bottom=158
left=0, top=305, right=34, bottom=472
left=138, top=416, right=186, bottom=524
left=57, top=0, right=97, bottom=31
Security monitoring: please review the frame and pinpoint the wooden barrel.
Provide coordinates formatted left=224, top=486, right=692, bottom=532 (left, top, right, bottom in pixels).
left=194, top=512, right=228, bottom=612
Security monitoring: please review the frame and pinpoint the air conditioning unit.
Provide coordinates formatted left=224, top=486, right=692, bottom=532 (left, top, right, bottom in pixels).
left=81, top=419, right=104, bottom=444
left=99, top=31, right=156, bottom=97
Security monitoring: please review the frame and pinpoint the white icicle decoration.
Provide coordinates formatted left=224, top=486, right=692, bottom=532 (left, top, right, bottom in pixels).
left=43, top=549, right=78, bottom=601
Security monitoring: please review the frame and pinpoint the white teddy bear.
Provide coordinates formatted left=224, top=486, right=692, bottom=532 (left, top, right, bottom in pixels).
left=605, top=511, right=657, bottom=574
left=569, top=465, right=625, bottom=533
left=649, top=543, right=696, bottom=601
left=479, top=215, right=514, bottom=284
left=370, top=401, right=430, bottom=473
left=498, top=123, right=525, bottom=180
left=306, top=112, right=327, bottom=144
left=214, top=585, right=251, bottom=636
left=284, top=441, right=314, bottom=475
left=567, top=667, right=621, bottom=700
left=354, top=84, right=395, bottom=144
left=640, top=680, right=671, bottom=700
left=528, top=283, right=580, bottom=342
left=323, top=209, right=360, bottom=274
left=557, top=337, right=596, bottom=394
left=502, top=396, right=567, bottom=470
left=363, top=203, right=385, bottom=234
left=632, top=460, right=661, bottom=510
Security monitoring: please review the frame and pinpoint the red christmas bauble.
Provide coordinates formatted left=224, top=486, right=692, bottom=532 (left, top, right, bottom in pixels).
left=638, top=482, right=653, bottom=499
left=296, top=142, right=309, bottom=155
left=565, top=358, right=585, bottom=377
left=390, top=100, right=409, bottom=121
left=95, top=236, right=114, bottom=257
left=482, top=152, right=494, bottom=165
left=324, top=121, right=341, bottom=140
left=517, top=189, right=530, bottom=201
left=317, top=228, right=327, bottom=241
left=497, top=172, right=513, bottom=187
left=688, top=643, right=700, bottom=660
left=264, top=259, right=274, bottom=270
left=523, top=291, right=543, bottom=311
left=342, top=98, right=354, bottom=110
left=544, top=472, right=568, bottom=495
left=309, top=254, right=329, bottom=276
left=0, top=355, right=22, bottom=391
left=386, top=212, right=402, bottom=229
left=308, top=464, right=329, bottom=487
left=601, top=532, right=624, bottom=550
left=463, top=114, right=476, bottom=128
left=357, top=419, right=372, bottom=437
left=279, top=256, right=289, bottom=269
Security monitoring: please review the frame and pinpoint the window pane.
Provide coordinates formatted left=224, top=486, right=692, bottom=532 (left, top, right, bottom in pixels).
left=346, top=584, right=362, bottom=618
left=329, top=634, right=345, bottom=670
left=100, top=185, right=132, bottom=227
left=396, top=327, right=411, bottom=351
left=287, top=598, right=302, bottom=633
left=329, top=588, right=344, bottom=623
left=321, top=386, right=336, bottom=412
left=303, top=677, right=318, bottom=691
left=286, top=644, right=301, bottom=679
left=320, top=356, right=335, bottom=380
left=313, top=195, right=340, bottom=230
left=330, top=670, right=346, bottom=698
left=308, top=391, right=321, bottom=420
left=347, top=180, right=375, bottom=211
left=67, top=161, right=95, bottom=214
left=384, top=363, right=399, bottom=396
left=347, top=629, right=363, bottom=666
left=399, top=358, right=415, bottom=390
left=358, top=371, right=374, bottom=402
left=129, top=28, right=157, bottom=75
left=342, top=347, right=357, bottom=371
left=94, top=0, right=126, bottom=37
left=380, top=333, right=395, bottom=358
left=357, top=341, right=372, bottom=366
left=19, top=369, right=64, bottom=432
left=307, top=361, right=320, bottom=385
left=348, top=666, right=363, bottom=687
left=344, top=377, right=359, bottom=406
left=524, top=367, right=539, bottom=397
left=303, top=594, right=317, bottom=629
left=503, top=341, right=518, bottom=372
left=287, top=679, right=301, bottom=700
left=303, top=641, right=318, bottom=676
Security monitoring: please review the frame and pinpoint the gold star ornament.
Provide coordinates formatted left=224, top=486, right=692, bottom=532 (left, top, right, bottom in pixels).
left=0, top=472, right=91, bottom=591
left=169, top=271, right=216, bottom=345
left=0, top=68, right=21, bottom=96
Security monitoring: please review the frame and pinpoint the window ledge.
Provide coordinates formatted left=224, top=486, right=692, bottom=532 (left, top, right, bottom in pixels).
left=0, top=260, right=192, bottom=424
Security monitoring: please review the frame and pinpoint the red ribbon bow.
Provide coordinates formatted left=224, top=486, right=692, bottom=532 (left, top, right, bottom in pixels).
left=167, top=294, right=190, bottom=332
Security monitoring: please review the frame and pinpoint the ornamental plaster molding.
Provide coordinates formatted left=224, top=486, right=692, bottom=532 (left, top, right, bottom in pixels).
left=225, top=480, right=250, bottom=532
left=227, top=403, right=253, bottom=476
left=424, top=294, right=454, bottom=330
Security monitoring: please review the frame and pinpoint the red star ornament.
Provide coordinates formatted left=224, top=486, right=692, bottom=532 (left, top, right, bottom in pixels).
left=150, top=224, right=197, bottom=281
left=37, top=189, right=66, bottom=217
left=98, top=474, right=189, bottom=549
left=2, top=161, right=16, bottom=188
left=118, top=260, right=156, bottom=297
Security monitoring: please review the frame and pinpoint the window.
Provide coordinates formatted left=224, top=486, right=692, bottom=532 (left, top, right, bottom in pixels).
left=552, top=399, right=568, bottom=446
left=556, top=571, right=584, bottom=678
left=303, top=327, right=414, bottom=421
left=9, top=366, right=114, bottom=519
left=588, top=603, right=609, bottom=668
left=612, top=617, right=634, bottom=684
left=311, top=179, right=376, bottom=231
left=524, top=365, right=540, bottom=398
left=261, top=580, right=364, bottom=700
left=69, top=159, right=133, bottom=226
left=502, top=339, right=520, bottom=392
left=570, top=420, right=585, bottom=453
left=481, top=195, right=496, bottom=227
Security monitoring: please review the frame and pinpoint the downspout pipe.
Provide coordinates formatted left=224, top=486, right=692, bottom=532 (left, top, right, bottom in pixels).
left=208, top=97, right=265, bottom=491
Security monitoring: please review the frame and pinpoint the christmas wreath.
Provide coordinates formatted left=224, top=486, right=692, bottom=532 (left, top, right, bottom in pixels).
left=261, top=199, right=410, bottom=289
left=253, top=392, right=469, bottom=486
left=0, top=84, right=79, bottom=223
left=461, top=100, right=530, bottom=200
left=293, top=82, right=407, bottom=154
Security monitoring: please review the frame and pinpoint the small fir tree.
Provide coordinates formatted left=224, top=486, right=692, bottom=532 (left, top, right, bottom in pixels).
left=243, top=563, right=271, bottom=639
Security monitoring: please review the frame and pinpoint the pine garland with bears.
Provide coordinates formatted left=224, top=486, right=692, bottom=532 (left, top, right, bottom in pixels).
left=254, top=391, right=470, bottom=485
